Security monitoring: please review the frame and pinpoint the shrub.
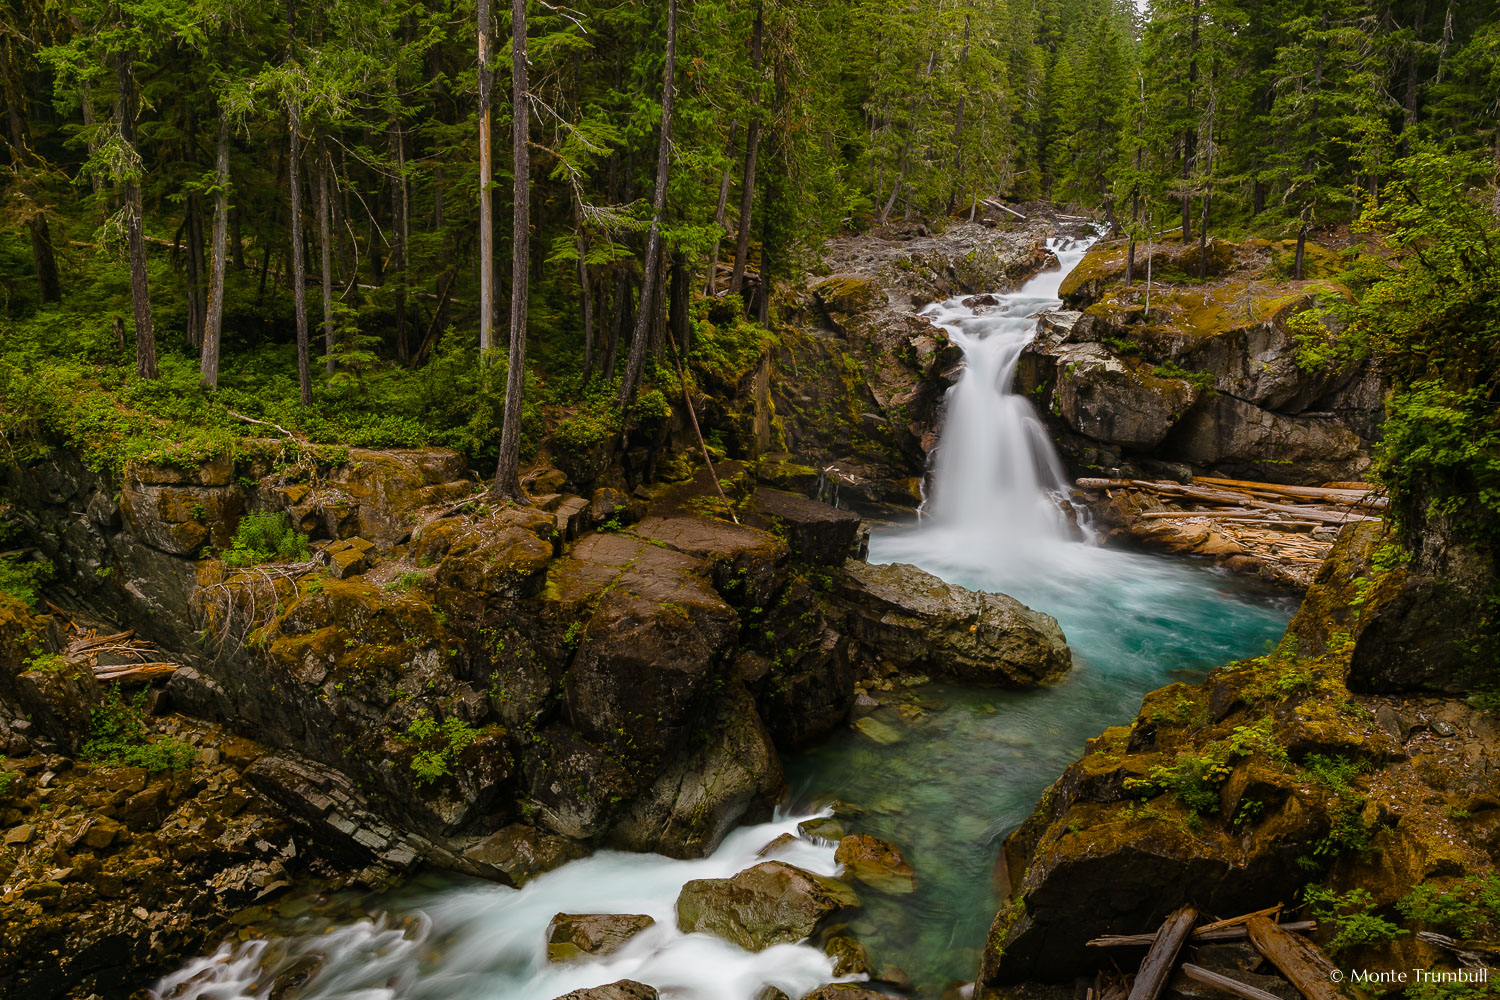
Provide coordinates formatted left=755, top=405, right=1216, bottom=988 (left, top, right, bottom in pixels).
left=397, top=714, right=482, bottom=786
left=81, top=687, right=196, bottom=772
left=1399, top=875, right=1500, bottom=938
left=223, top=512, right=310, bottom=567
left=1304, top=886, right=1406, bottom=953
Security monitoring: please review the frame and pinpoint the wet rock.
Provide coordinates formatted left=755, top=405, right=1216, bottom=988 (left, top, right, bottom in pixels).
left=546, top=912, right=656, bottom=962
left=835, top=833, right=915, bottom=894
left=461, top=823, right=586, bottom=887
left=802, top=986, right=891, bottom=1000
left=550, top=980, right=659, bottom=1000
left=633, top=515, right=789, bottom=608
left=840, top=560, right=1071, bottom=686
left=752, top=989, right=792, bottom=1000
left=747, top=489, right=862, bottom=566
left=1046, top=344, right=1203, bottom=448
left=675, top=861, right=861, bottom=951
left=1162, top=394, right=1367, bottom=485
left=797, top=817, right=847, bottom=843
left=853, top=717, right=903, bottom=745
left=824, top=934, right=872, bottom=975
left=610, top=681, right=784, bottom=859
left=758, top=833, right=798, bottom=857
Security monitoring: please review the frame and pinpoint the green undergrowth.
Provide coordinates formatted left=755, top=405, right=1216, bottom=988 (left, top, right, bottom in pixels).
left=396, top=714, right=483, bottom=786
left=221, top=512, right=310, bottom=567
left=81, top=687, right=196, bottom=772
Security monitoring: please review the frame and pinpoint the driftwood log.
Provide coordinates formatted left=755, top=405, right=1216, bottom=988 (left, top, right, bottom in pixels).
left=1126, top=905, right=1198, bottom=1000
left=1088, top=920, right=1316, bottom=948
left=1245, top=916, right=1342, bottom=1000
left=1180, top=964, right=1285, bottom=1000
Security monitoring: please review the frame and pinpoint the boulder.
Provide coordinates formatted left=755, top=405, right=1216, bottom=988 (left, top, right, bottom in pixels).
left=834, top=833, right=915, bottom=894
left=321, top=537, right=374, bottom=579
left=550, top=981, right=658, bottom=1000
left=546, top=913, right=656, bottom=962
left=633, top=515, right=789, bottom=607
left=839, top=560, right=1071, bottom=686
left=1047, top=344, right=1203, bottom=448
left=461, top=823, right=586, bottom=887
left=610, top=681, right=784, bottom=859
left=801, top=987, right=891, bottom=1000
left=675, top=861, right=861, bottom=951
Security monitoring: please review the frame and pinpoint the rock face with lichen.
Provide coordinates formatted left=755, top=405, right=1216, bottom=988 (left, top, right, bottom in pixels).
left=975, top=523, right=1500, bottom=993
left=1017, top=235, right=1382, bottom=485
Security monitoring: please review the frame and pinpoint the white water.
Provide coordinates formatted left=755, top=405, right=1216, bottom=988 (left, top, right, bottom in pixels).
left=152, top=812, right=849, bottom=1000
left=872, top=235, right=1291, bottom=674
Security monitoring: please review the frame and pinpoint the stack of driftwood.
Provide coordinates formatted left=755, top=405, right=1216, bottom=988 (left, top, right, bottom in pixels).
left=1087, top=906, right=1340, bottom=1000
left=62, top=626, right=179, bottom=684
left=1076, top=476, right=1384, bottom=588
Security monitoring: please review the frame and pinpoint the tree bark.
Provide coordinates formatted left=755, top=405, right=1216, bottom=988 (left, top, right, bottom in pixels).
left=202, top=115, right=229, bottom=389
left=477, top=0, right=495, bottom=355
left=947, top=12, right=972, bottom=213
left=116, top=52, right=156, bottom=379
left=617, top=0, right=679, bottom=407
left=184, top=193, right=205, bottom=348
left=1126, top=905, right=1198, bottom=1000
left=318, top=156, right=335, bottom=372
left=493, top=0, right=530, bottom=500
left=576, top=200, right=595, bottom=378
left=0, top=39, right=62, bottom=305
left=288, top=101, right=312, bottom=406
left=704, top=120, right=738, bottom=296
left=728, top=2, right=764, bottom=297
left=389, top=115, right=409, bottom=363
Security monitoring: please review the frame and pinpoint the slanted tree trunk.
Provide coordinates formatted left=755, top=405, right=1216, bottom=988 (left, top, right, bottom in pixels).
left=493, top=0, right=530, bottom=500
left=202, top=115, right=229, bottom=389
left=728, top=2, right=763, bottom=297
left=617, top=0, right=679, bottom=407
left=318, top=157, right=335, bottom=372
left=288, top=100, right=312, bottom=406
left=704, top=120, right=738, bottom=296
left=116, top=52, right=156, bottom=379
left=477, top=0, right=495, bottom=356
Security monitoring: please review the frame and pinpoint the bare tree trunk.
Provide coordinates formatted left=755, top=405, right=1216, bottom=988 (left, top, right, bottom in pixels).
left=477, top=0, right=495, bottom=355
left=617, top=0, right=679, bottom=407
left=668, top=250, right=690, bottom=355
left=704, top=120, right=738, bottom=296
left=202, top=115, right=229, bottom=389
left=389, top=116, right=409, bottom=363
left=493, top=0, right=530, bottom=500
left=231, top=206, right=244, bottom=270
left=728, top=2, right=763, bottom=297
left=947, top=12, right=972, bottom=213
left=185, top=194, right=205, bottom=348
left=289, top=101, right=312, bottom=406
left=116, top=51, right=156, bottom=379
left=0, top=39, right=62, bottom=304
left=576, top=200, right=595, bottom=378
left=318, top=156, right=335, bottom=373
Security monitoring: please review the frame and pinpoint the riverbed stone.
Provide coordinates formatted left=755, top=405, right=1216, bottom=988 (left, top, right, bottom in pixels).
left=675, top=861, right=861, bottom=951
left=546, top=913, right=656, bottom=963
left=550, top=981, right=659, bottom=1000
left=834, top=833, right=915, bottom=894
left=839, top=560, right=1071, bottom=686
left=802, top=986, right=892, bottom=1000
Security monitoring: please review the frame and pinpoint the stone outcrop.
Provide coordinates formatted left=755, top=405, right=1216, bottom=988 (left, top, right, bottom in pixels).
left=1018, top=235, right=1383, bottom=486
left=550, top=981, right=659, bottom=1000
left=675, top=860, right=861, bottom=951
left=839, top=560, right=1071, bottom=686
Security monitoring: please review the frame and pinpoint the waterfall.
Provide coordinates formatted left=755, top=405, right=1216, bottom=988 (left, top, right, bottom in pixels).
left=924, top=236, right=1095, bottom=545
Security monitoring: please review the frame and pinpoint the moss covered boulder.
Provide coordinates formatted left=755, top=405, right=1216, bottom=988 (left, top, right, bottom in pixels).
left=546, top=912, right=656, bottom=962
left=676, top=860, right=861, bottom=951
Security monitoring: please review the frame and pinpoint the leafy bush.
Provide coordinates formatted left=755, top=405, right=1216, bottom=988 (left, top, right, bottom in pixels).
left=1304, top=886, right=1406, bottom=953
left=0, top=554, right=51, bottom=607
left=82, top=687, right=196, bottom=772
left=222, top=512, right=310, bottom=567
left=1399, top=874, right=1500, bottom=938
left=0, top=769, right=14, bottom=798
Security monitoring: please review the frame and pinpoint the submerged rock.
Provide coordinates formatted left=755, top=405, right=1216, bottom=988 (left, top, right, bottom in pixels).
left=546, top=913, right=656, bottom=962
left=675, top=861, right=861, bottom=951
left=802, top=986, right=892, bottom=1000
left=834, top=833, right=915, bottom=894
left=839, top=560, right=1071, bottom=686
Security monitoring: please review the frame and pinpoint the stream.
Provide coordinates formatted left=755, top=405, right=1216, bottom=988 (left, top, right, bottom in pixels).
left=152, top=239, right=1294, bottom=1000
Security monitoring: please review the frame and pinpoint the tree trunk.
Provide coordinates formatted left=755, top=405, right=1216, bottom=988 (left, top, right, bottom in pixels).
left=728, top=2, right=763, bottom=297
left=493, top=0, right=530, bottom=500
left=668, top=250, right=690, bottom=355
left=576, top=203, right=595, bottom=378
left=116, top=52, right=156, bottom=379
left=947, top=13, right=972, bottom=213
left=231, top=206, right=244, bottom=270
left=202, top=115, right=229, bottom=389
left=1181, top=0, right=1200, bottom=241
left=318, top=157, right=335, bottom=372
left=617, top=0, right=679, bottom=407
left=477, top=0, right=495, bottom=355
left=389, top=116, right=409, bottom=363
left=0, top=40, right=62, bottom=305
left=704, top=120, right=738, bottom=296
left=1293, top=223, right=1306, bottom=281
left=288, top=101, right=312, bottom=406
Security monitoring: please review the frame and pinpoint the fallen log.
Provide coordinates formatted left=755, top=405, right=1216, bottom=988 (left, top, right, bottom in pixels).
left=1179, top=964, right=1284, bottom=1000
left=1193, top=476, right=1386, bottom=509
left=1127, top=905, right=1198, bottom=1000
left=1245, top=916, right=1341, bottom=1000
left=981, top=197, right=1028, bottom=221
left=1077, top=478, right=1380, bottom=526
left=1088, top=920, right=1316, bottom=948
left=1195, top=905, right=1283, bottom=934
left=93, top=662, right=179, bottom=682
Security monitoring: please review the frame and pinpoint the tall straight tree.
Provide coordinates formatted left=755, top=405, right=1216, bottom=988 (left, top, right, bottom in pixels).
left=477, top=0, right=495, bottom=355
left=617, top=0, right=679, bottom=407
left=728, top=2, right=763, bottom=297
left=115, top=49, right=156, bottom=379
left=201, top=113, right=230, bottom=388
left=493, top=0, right=530, bottom=500
left=288, top=95, right=311, bottom=405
